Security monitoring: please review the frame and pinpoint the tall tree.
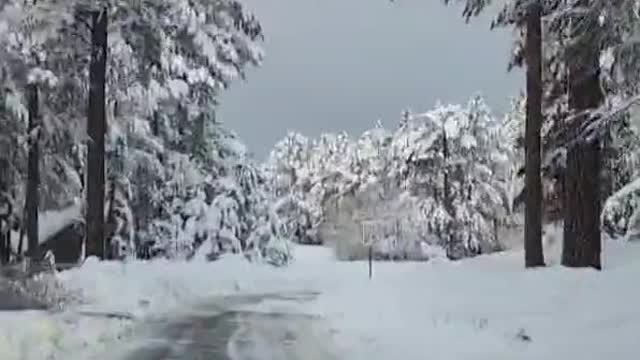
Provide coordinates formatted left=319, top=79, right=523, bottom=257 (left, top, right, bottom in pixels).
left=0, top=0, right=275, bottom=263
left=561, top=0, right=604, bottom=269
left=538, top=0, right=640, bottom=267
left=85, top=8, right=108, bottom=259
left=444, top=0, right=546, bottom=267
left=25, top=83, right=40, bottom=259
left=523, top=1, right=545, bottom=267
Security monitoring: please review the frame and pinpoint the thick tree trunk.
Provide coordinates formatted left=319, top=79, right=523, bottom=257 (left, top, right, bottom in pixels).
left=26, top=83, right=40, bottom=260
left=563, top=143, right=601, bottom=269
left=562, top=6, right=604, bottom=270
left=86, top=9, right=108, bottom=259
left=524, top=1, right=545, bottom=267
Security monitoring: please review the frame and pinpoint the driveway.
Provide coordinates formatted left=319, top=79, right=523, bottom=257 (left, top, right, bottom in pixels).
left=114, top=291, right=337, bottom=360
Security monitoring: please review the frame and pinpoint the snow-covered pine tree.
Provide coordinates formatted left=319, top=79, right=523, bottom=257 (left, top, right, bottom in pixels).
left=0, top=0, right=291, bottom=264
left=151, top=125, right=291, bottom=265
left=267, top=96, right=516, bottom=260
left=600, top=114, right=640, bottom=239
left=265, top=132, right=305, bottom=243
left=402, top=98, right=510, bottom=258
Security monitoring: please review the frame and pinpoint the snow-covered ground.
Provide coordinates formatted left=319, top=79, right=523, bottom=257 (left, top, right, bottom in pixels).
left=1, top=228, right=640, bottom=360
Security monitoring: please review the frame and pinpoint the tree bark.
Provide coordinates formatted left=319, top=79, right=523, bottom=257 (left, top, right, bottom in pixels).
left=105, top=178, right=120, bottom=260
left=442, top=123, right=454, bottom=258
left=562, top=5, right=604, bottom=270
left=18, top=215, right=24, bottom=257
left=86, top=9, right=108, bottom=259
left=0, top=187, right=10, bottom=263
left=524, top=1, right=545, bottom=268
left=599, top=129, right=614, bottom=208
left=442, top=126, right=451, bottom=213
left=26, top=83, right=40, bottom=260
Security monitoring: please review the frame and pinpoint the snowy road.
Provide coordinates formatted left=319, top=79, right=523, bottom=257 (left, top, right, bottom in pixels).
left=114, top=291, right=336, bottom=360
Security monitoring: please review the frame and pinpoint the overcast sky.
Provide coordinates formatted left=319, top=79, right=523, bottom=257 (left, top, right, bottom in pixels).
left=218, top=0, right=523, bottom=158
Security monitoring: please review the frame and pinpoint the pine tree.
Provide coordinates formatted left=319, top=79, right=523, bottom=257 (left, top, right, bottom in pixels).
left=85, top=8, right=108, bottom=259
left=0, top=0, right=69, bottom=260
left=268, top=97, right=514, bottom=260
left=559, top=0, right=604, bottom=269
left=25, top=82, right=40, bottom=259
left=523, top=1, right=545, bottom=267
left=444, top=0, right=546, bottom=267
left=0, top=1, right=290, bottom=264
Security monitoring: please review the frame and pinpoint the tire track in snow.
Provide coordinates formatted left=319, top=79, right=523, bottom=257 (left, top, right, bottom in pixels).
left=115, top=291, right=336, bottom=360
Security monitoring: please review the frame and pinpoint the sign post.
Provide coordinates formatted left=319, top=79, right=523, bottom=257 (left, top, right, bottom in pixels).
left=358, top=215, right=403, bottom=280
left=368, top=243, right=373, bottom=279
left=361, top=218, right=380, bottom=279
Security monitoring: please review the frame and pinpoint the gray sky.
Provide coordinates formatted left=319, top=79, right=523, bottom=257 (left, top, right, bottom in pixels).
left=218, top=0, right=523, bottom=158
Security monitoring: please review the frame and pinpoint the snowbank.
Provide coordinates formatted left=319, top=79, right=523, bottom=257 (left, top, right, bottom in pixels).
left=0, top=254, right=291, bottom=360
left=305, top=238, right=640, bottom=360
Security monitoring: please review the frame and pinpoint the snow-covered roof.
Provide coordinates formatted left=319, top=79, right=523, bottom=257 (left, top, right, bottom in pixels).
left=10, top=203, right=83, bottom=254
left=39, top=203, right=83, bottom=242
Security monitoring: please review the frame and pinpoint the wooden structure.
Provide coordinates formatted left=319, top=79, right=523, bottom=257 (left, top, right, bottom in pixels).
left=38, top=220, right=84, bottom=267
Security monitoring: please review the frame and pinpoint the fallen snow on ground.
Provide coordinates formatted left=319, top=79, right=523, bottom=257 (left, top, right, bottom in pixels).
left=0, top=254, right=288, bottom=360
left=2, top=229, right=640, bottom=360
left=305, top=240, right=640, bottom=360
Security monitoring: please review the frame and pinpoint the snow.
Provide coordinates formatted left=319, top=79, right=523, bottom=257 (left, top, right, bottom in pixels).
left=0, top=255, right=275, bottom=360
left=302, top=237, right=640, bottom=360
left=2, top=233, right=640, bottom=359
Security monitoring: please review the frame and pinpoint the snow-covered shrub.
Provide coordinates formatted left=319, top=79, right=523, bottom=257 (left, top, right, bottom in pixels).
left=272, top=193, right=321, bottom=245
left=321, top=191, right=369, bottom=261
left=133, top=135, right=293, bottom=266
left=4, top=271, right=82, bottom=310
left=244, top=215, right=292, bottom=267
left=602, top=178, right=640, bottom=240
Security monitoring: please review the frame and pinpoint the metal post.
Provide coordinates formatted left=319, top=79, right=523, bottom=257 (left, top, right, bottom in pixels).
left=368, top=245, right=373, bottom=279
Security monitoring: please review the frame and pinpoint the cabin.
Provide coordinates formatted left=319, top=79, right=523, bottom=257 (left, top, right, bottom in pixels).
left=38, top=219, right=84, bottom=267
left=3, top=204, right=86, bottom=269
left=37, top=204, right=84, bottom=267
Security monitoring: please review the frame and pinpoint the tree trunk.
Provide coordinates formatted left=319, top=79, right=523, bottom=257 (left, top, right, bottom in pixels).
left=18, top=215, right=24, bottom=257
left=563, top=143, right=601, bottom=269
left=442, top=125, right=454, bottom=258
left=562, top=6, right=604, bottom=270
left=443, top=128, right=450, bottom=212
left=3, top=230, right=10, bottom=263
left=86, top=9, right=108, bottom=259
left=151, top=110, right=160, bottom=137
left=599, top=129, right=614, bottom=208
left=0, top=226, right=7, bottom=264
left=524, top=1, right=545, bottom=268
left=0, top=187, right=11, bottom=264
left=26, top=83, right=40, bottom=260
left=105, top=180, right=118, bottom=260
